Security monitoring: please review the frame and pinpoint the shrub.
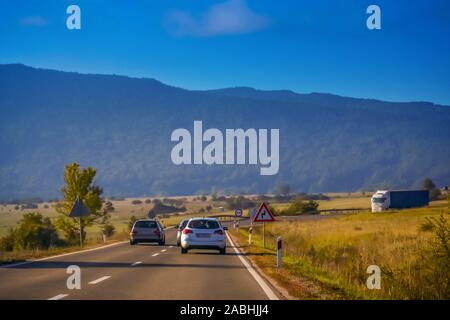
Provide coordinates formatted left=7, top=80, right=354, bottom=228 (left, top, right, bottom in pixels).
left=131, top=200, right=142, bottom=205
left=0, top=228, right=15, bottom=251
left=282, top=199, right=319, bottom=215
left=0, top=213, right=60, bottom=251
left=102, top=224, right=116, bottom=238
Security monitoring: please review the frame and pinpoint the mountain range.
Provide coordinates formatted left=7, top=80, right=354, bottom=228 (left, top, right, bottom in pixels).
left=0, top=64, right=449, bottom=200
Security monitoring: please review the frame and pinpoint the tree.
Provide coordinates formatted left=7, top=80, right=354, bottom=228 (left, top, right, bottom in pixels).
left=128, top=215, right=138, bottom=231
left=423, top=177, right=442, bottom=201
left=55, top=163, right=105, bottom=243
left=277, top=183, right=291, bottom=196
left=423, top=178, right=436, bottom=190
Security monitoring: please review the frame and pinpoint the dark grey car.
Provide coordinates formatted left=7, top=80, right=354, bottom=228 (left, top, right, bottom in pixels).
left=130, top=219, right=165, bottom=245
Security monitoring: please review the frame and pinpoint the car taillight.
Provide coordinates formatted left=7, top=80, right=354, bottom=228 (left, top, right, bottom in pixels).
left=183, top=228, right=193, bottom=235
left=214, top=229, right=223, bottom=235
left=154, top=229, right=161, bottom=236
left=131, top=230, right=138, bottom=235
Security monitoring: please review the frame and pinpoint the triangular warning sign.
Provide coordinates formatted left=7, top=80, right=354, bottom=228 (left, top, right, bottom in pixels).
left=253, top=202, right=275, bottom=222
left=69, top=196, right=90, bottom=218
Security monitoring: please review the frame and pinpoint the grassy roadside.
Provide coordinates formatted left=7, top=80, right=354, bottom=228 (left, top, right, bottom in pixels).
left=228, top=227, right=357, bottom=300
left=227, top=202, right=449, bottom=300
left=0, top=239, right=126, bottom=266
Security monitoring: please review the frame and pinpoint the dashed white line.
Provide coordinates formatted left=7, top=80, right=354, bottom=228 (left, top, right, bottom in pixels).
left=88, top=276, right=111, bottom=285
left=131, top=261, right=142, bottom=266
left=152, top=253, right=159, bottom=257
left=48, top=294, right=68, bottom=300
left=160, top=249, right=167, bottom=252
left=169, top=246, right=173, bottom=248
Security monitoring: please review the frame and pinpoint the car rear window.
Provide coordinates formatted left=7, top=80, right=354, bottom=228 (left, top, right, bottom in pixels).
left=134, top=221, right=158, bottom=228
left=188, top=220, right=220, bottom=229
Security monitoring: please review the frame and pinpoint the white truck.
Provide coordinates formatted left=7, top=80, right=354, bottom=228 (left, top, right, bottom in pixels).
left=371, top=190, right=429, bottom=212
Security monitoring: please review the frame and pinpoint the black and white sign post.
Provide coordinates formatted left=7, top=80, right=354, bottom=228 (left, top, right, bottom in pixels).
left=69, top=196, right=90, bottom=248
left=253, top=202, right=275, bottom=249
left=277, top=236, right=282, bottom=268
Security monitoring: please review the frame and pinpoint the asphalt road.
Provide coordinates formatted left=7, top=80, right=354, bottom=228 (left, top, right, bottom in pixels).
left=0, top=227, right=278, bottom=300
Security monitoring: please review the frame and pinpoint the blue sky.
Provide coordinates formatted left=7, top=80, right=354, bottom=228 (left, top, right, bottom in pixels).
left=1, top=0, right=449, bottom=105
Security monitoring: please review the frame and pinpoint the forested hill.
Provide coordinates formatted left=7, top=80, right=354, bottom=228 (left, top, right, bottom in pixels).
left=0, top=64, right=449, bottom=200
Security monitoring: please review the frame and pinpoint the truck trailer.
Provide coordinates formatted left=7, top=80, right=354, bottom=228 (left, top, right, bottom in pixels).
left=371, top=190, right=429, bottom=212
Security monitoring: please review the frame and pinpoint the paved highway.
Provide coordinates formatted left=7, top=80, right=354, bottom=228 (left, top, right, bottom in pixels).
left=0, top=227, right=279, bottom=300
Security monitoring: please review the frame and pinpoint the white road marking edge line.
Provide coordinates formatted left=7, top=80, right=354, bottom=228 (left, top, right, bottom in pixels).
left=226, top=232, right=279, bottom=300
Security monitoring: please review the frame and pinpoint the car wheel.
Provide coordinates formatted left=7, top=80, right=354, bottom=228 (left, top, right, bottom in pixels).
left=130, top=240, right=136, bottom=245
left=181, top=247, right=188, bottom=254
left=176, top=241, right=180, bottom=247
left=159, top=239, right=165, bottom=246
left=219, top=248, right=226, bottom=255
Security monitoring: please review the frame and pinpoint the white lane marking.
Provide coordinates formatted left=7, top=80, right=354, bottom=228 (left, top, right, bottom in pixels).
left=161, top=249, right=167, bottom=252
left=88, top=276, right=111, bottom=285
left=131, top=261, right=142, bottom=266
left=1, top=241, right=128, bottom=268
left=169, top=246, right=173, bottom=248
left=225, top=232, right=279, bottom=300
left=152, top=253, right=159, bottom=257
left=48, top=294, right=68, bottom=300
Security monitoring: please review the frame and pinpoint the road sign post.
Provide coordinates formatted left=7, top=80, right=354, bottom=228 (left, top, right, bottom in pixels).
left=69, top=196, right=90, bottom=248
left=253, top=202, right=275, bottom=249
left=79, top=217, right=83, bottom=248
left=263, top=222, right=265, bottom=248
left=248, top=226, right=253, bottom=245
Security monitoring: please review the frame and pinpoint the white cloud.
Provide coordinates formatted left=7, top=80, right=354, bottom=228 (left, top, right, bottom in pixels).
left=19, top=16, right=48, bottom=27
left=165, top=0, right=270, bottom=37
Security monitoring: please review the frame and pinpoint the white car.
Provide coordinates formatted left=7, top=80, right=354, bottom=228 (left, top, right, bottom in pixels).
left=180, top=218, right=227, bottom=254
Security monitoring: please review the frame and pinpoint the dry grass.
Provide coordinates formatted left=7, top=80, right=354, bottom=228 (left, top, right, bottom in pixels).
left=230, top=201, right=449, bottom=299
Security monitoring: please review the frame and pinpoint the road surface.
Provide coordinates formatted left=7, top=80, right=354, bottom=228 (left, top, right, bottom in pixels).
left=0, top=227, right=278, bottom=300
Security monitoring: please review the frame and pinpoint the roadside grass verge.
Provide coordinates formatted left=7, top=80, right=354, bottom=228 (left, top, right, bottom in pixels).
left=0, top=239, right=126, bottom=266
left=229, top=203, right=449, bottom=300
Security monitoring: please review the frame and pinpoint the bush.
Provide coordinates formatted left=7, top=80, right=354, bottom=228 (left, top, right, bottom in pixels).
left=102, top=224, right=116, bottom=238
left=131, top=200, right=142, bottom=205
left=281, top=199, right=319, bottom=215
left=0, top=228, right=15, bottom=251
left=0, top=213, right=60, bottom=251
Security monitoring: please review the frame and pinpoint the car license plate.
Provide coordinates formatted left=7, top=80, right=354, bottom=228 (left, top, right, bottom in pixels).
left=197, top=233, right=210, bottom=238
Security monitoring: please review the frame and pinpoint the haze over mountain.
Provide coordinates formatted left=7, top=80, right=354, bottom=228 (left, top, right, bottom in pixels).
left=0, top=64, right=449, bottom=201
